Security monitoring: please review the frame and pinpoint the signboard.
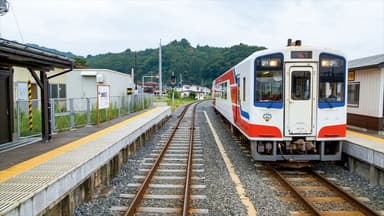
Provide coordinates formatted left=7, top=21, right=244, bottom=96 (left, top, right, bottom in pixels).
left=97, top=85, right=110, bottom=109
left=17, top=82, right=28, bottom=100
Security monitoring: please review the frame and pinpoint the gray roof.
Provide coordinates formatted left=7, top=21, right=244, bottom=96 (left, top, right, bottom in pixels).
left=349, top=54, right=384, bottom=69
left=0, top=38, right=74, bottom=70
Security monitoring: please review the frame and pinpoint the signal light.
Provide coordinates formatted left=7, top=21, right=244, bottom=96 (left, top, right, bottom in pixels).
left=170, top=72, right=176, bottom=88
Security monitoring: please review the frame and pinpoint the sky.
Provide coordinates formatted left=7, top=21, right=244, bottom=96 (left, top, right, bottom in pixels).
left=1, top=0, right=383, bottom=59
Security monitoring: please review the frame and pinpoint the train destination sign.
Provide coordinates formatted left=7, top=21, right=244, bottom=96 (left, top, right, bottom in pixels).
left=291, top=51, right=312, bottom=59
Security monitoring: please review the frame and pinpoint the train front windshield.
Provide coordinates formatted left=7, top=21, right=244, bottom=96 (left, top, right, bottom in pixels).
left=254, top=53, right=284, bottom=108
left=318, top=53, right=346, bottom=108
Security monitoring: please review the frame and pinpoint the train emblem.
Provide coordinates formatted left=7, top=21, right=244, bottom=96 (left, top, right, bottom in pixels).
left=263, top=113, right=272, bottom=122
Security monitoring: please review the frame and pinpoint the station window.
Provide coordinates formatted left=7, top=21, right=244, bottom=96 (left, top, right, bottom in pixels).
left=31, top=83, right=38, bottom=99
left=254, top=53, right=283, bottom=108
left=59, top=84, right=66, bottom=98
left=347, top=82, right=360, bottom=107
left=50, top=83, right=67, bottom=99
left=318, top=53, right=346, bottom=108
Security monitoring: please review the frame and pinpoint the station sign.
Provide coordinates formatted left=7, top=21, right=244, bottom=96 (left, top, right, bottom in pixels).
left=97, top=85, right=110, bottom=109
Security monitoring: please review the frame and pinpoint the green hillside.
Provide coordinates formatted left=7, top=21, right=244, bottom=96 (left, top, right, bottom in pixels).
left=86, top=39, right=266, bottom=87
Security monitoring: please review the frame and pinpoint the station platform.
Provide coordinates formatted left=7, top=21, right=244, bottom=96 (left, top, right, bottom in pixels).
left=0, top=106, right=171, bottom=215
left=344, top=130, right=384, bottom=185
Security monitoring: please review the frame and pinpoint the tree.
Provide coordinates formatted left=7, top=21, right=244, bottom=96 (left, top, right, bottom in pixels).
left=73, top=57, right=88, bottom=67
left=86, top=39, right=266, bottom=87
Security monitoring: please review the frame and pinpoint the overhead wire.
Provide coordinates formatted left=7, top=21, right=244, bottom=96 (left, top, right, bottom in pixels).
left=9, top=2, right=24, bottom=43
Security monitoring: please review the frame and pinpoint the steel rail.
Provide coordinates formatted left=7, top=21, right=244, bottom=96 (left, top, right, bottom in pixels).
left=309, top=169, right=380, bottom=216
left=266, top=164, right=322, bottom=216
left=182, top=103, right=198, bottom=215
left=124, top=103, right=193, bottom=216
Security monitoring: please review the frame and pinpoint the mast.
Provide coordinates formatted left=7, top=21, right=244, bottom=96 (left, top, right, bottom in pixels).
left=159, top=39, right=162, bottom=96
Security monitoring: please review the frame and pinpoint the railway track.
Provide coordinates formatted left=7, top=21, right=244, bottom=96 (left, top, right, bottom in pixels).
left=119, top=103, right=208, bottom=215
left=267, top=164, right=380, bottom=216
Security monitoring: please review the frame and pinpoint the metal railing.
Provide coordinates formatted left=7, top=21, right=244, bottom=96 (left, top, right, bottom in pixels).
left=14, top=94, right=154, bottom=138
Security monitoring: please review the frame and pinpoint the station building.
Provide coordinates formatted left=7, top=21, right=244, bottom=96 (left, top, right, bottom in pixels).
left=14, top=68, right=134, bottom=103
left=13, top=67, right=68, bottom=107
left=347, top=54, right=384, bottom=133
left=0, top=39, right=74, bottom=145
left=66, top=68, right=134, bottom=99
left=2, top=43, right=134, bottom=147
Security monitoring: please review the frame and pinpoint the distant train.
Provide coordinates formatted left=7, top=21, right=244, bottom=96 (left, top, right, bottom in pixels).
left=212, top=40, right=347, bottom=161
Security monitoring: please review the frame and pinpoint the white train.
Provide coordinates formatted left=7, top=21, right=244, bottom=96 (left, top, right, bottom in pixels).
left=212, top=40, right=347, bottom=161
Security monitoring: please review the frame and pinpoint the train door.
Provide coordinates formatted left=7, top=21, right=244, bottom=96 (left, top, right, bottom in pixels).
left=234, top=74, right=240, bottom=124
left=284, top=64, right=315, bottom=135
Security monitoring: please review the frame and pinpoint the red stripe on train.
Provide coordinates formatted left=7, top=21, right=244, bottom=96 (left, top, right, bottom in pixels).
left=318, top=124, right=346, bottom=138
left=233, top=106, right=282, bottom=138
left=216, top=69, right=235, bottom=84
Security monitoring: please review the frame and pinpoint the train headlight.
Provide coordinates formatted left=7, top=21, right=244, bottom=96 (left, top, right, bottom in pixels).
left=261, top=59, right=279, bottom=67
left=321, top=59, right=330, bottom=67
left=321, top=59, right=339, bottom=67
left=269, top=60, right=278, bottom=67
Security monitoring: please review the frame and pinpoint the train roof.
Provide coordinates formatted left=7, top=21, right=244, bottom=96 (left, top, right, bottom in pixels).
left=214, top=44, right=346, bottom=82
left=236, top=45, right=346, bottom=67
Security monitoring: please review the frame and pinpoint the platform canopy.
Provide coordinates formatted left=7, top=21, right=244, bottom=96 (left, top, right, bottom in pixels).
left=0, top=38, right=74, bottom=71
left=0, top=38, right=75, bottom=142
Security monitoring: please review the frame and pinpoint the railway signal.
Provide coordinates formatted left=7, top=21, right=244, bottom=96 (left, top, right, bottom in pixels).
left=170, top=72, right=176, bottom=109
left=170, top=72, right=176, bottom=88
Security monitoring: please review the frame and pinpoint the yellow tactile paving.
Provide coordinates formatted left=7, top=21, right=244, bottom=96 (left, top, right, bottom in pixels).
left=347, top=130, right=384, bottom=144
left=0, top=107, right=162, bottom=183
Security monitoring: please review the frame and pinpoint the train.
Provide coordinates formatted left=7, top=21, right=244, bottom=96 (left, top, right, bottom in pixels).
left=212, top=39, right=347, bottom=161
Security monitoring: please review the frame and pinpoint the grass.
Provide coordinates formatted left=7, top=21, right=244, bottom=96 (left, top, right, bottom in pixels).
left=18, top=109, right=42, bottom=137
left=165, top=96, right=196, bottom=111
left=15, top=98, right=153, bottom=137
left=14, top=93, right=200, bottom=137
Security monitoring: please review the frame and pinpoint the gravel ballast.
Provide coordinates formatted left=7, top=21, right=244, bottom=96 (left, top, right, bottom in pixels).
left=75, top=101, right=384, bottom=215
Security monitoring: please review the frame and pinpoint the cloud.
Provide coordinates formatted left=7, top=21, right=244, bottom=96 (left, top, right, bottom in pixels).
left=2, top=0, right=383, bottom=58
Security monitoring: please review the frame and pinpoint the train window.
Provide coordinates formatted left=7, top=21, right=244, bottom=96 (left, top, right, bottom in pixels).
left=215, top=82, right=228, bottom=100
left=254, top=53, right=283, bottom=108
left=291, top=71, right=311, bottom=100
left=319, top=54, right=346, bottom=108
left=224, top=82, right=228, bottom=99
left=243, top=77, right=246, bottom=101
left=214, top=85, right=222, bottom=98
left=237, top=76, right=241, bottom=104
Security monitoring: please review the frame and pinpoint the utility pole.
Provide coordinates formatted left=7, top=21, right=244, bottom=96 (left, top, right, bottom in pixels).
left=179, top=73, right=183, bottom=87
left=0, top=0, right=10, bottom=38
left=159, top=39, right=162, bottom=96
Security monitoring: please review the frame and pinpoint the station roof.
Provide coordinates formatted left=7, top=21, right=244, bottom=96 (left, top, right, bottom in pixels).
left=0, top=38, right=74, bottom=71
left=349, top=54, right=384, bottom=70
